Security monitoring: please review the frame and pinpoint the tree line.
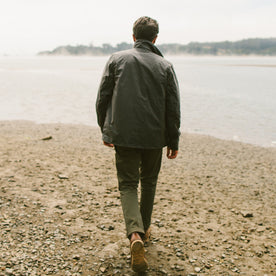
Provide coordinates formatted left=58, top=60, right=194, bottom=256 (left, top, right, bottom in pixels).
left=38, top=38, right=276, bottom=56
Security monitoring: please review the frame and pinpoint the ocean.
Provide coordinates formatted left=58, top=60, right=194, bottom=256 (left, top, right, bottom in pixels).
left=0, top=56, right=275, bottom=147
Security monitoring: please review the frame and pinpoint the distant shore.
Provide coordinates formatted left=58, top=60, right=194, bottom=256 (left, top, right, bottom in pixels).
left=1, top=120, right=275, bottom=275
left=37, top=38, right=276, bottom=56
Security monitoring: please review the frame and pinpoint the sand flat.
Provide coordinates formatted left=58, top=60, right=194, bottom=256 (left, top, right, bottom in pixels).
left=0, top=121, right=275, bottom=275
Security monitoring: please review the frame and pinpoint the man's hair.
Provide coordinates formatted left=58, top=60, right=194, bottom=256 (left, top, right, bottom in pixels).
left=133, top=16, right=159, bottom=42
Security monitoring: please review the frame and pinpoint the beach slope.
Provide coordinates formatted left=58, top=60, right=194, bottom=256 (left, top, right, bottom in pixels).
left=0, top=121, right=275, bottom=275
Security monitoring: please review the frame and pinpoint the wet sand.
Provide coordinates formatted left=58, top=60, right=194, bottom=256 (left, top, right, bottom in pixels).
left=0, top=121, right=275, bottom=275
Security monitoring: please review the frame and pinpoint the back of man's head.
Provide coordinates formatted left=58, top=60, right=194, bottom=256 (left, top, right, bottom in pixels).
left=133, top=16, right=159, bottom=42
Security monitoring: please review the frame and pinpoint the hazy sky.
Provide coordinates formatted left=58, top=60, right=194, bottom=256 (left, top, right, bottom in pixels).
left=1, top=0, right=276, bottom=55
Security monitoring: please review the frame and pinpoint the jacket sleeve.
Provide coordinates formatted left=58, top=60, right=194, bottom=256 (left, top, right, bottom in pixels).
left=166, top=65, right=181, bottom=150
left=96, top=56, right=115, bottom=131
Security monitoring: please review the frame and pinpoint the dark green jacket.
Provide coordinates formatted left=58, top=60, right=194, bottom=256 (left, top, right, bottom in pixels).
left=96, top=39, right=180, bottom=150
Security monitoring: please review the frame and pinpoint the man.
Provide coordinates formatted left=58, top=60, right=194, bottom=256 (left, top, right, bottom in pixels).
left=96, top=16, right=180, bottom=272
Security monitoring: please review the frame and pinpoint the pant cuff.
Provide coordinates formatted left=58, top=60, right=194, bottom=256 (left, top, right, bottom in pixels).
left=127, top=227, right=145, bottom=239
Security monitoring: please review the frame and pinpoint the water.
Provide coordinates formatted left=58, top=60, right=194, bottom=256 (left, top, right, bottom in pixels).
left=0, top=56, right=275, bottom=147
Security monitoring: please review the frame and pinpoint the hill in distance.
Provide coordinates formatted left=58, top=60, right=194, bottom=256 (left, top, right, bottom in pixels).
left=38, top=38, right=276, bottom=56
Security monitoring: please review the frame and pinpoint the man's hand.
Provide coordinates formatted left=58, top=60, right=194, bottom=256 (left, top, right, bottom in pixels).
left=167, top=147, right=178, bottom=159
left=103, top=141, right=114, bottom=148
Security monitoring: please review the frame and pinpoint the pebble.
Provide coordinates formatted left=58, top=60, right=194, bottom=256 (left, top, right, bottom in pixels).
left=72, top=255, right=80, bottom=260
left=5, top=268, right=14, bottom=275
left=41, top=136, right=53, bottom=141
left=97, top=224, right=115, bottom=231
left=100, top=267, right=106, bottom=273
left=58, top=174, right=69, bottom=180
left=194, top=267, right=201, bottom=272
left=240, top=211, right=253, bottom=218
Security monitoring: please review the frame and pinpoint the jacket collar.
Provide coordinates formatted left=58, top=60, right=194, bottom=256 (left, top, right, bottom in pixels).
left=134, top=39, right=163, bottom=57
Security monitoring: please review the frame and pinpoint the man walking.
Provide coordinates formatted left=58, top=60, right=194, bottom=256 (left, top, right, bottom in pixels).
left=96, top=16, right=180, bottom=272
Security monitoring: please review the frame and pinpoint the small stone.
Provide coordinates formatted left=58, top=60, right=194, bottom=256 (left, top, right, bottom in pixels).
left=73, top=255, right=80, bottom=260
left=100, top=267, right=106, bottom=273
left=240, top=211, right=253, bottom=218
left=256, top=226, right=266, bottom=233
left=58, top=174, right=69, bottom=179
left=205, top=263, right=212, bottom=269
left=99, top=225, right=105, bottom=230
left=41, top=136, right=53, bottom=140
left=194, top=267, right=201, bottom=272
left=174, top=265, right=184, bottom=271
left=5, top=268, right=14, bottom=275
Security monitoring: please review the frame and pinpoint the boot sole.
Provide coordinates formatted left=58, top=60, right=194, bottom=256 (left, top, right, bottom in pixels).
left=130, top=240, right=148, bottom=272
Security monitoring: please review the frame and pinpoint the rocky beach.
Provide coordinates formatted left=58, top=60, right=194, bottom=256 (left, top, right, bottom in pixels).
left=0, top=121, right=275, bottom=275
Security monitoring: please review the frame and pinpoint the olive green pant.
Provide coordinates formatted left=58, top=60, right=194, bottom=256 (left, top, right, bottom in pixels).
left=115, top=146, right=162, bottom=238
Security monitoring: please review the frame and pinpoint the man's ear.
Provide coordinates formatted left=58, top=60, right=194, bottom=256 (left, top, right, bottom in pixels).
left=152, top=36, right=157, bottom=44
left=133, top=34, right=136, bottom=42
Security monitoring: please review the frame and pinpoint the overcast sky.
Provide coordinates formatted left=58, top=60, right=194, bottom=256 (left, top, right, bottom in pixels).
left=1, top=0, right=276, bottom=55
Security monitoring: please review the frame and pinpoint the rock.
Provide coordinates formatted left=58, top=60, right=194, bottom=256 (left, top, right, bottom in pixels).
left=240, top=211, right=253, bottom=218
left=58, top=174, right=69, bottom=179
left=72, top=255, right=80, bottom=260
left=256, top=226, right=266, bottom=233
left=194, top=267, right=201, bottom=272
left=41, top=136, right=53, bottom=141
left=6, top=268, right=13, bottom=272
left=205, top=263, right=212, bottom=269
left=108, top=225, right=115, bottom=231
left=97, top=225, right=106, bottom=230
left=100, top=266, right=106, bottom=273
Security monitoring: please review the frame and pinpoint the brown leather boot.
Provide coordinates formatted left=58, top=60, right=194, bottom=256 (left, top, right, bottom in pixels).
left=130, top=232, right=148, bottom=272
left=142, top=227, right=151, bottom=243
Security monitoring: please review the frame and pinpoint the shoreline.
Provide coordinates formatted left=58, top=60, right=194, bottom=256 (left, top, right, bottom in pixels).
left=2, top=54, right=276, bottom=58
left=1, top=120, right=275, bottom=275
left=1, top=119, right=275, bottom=149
